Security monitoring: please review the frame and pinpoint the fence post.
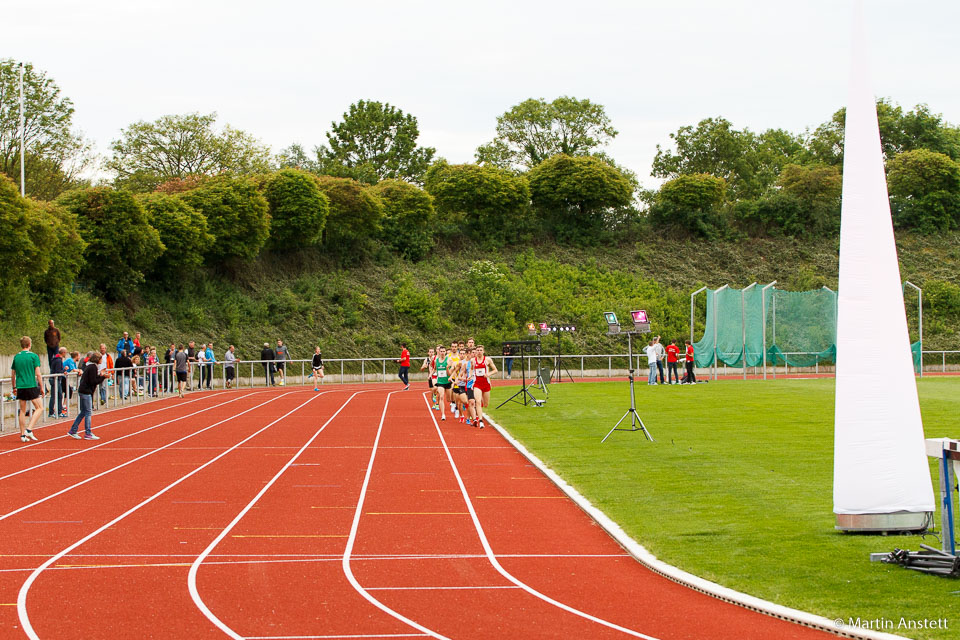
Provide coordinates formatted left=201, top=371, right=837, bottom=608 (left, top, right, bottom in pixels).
left=340, top=360, right=344, bottom=384
left=608, top=356, right=612, bottom=378
left=361, top=360, right=365, bottom=384
left=581, top=356, right=584, bottom=378
left=382, top=359, right=386, bottom=384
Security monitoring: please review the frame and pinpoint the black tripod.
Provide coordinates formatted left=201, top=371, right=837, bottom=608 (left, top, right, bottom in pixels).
left=497, top=340, right=545, bottom=408
left=601, top=331, right=654, bottom=442
left=552, top=329, right=575, bottom=383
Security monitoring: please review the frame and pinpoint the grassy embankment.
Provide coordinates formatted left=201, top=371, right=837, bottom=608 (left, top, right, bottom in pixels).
left=488, top=378, right=960, bottom=640
left=2, top=231, right=959, bottom=363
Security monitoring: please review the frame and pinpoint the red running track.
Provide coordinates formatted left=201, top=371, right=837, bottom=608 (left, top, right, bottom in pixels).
left=0, top=385, right=838, bottom=639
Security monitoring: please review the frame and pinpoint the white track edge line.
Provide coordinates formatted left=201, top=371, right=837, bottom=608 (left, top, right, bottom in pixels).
left=188, top=390, right=361, bottom=640
left=342, top=391, right=451, bottom=640
left=16, top=391, right=309, bottom=639
left=421, top=393, right=659, bottom=640
left=483, top=414, right=908, bottom=640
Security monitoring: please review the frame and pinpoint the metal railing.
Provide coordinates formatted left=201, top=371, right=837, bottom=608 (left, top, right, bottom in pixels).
left=6, top=351, right=960, bottom=433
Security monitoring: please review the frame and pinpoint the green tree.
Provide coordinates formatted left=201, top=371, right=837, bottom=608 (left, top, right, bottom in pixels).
left=0, top=60, right=92, bottom=200
left=652, top=118, right=800, bottom=200
left=56, top=187, right=163, bottom=300
left=313, top=175, right=384, bottom=260
left=263, top=169, right=329, bottom=248
left=648, top=173, right=727, bottom=238
left=137, top=193, right=214, bottom=278
left=0, top=175, right=44, bottom=283
left=25, top=198, right=86, bottom=296
left=887, top=149, right=960, bottom=233
left=107, top=112, right=272, bottom=191
left=733, top=163, right=843, bottom=237
left=424, top=161, right=530, bottom=245
left=476, top=96, right=618, bottom=170
left=317, top=100, right=435, bottom=184
left=528, top=154, right=633, bottom=244
left=807, top=100, right=960, bottom=165
left=180, top=176, right=271, bottom=263
left=370, top=179, right=435, bottom=261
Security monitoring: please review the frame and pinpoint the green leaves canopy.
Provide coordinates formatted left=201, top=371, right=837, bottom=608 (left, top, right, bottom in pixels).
left=314, top=175, right=384, bottom=259
left=137, top=193, right=214, bottom=277
left=424, top=162, right=530, bottom=245
left=370, top=179, right=435, bottom=261
left=180, top=176, right=270, bottom=264
left=476, top=96, right=618, bottom=170
left=57, top=187, right=163, bottom=300
left=318, top=100, right=435, bottom=184
left=0, top=60, right=91, bottom=200
left=264, top=169, right=329, bottom=248
left=887, top=149, right=960, bottom=233
left=107, top=112, right=272, bottom=192
left=648, top=173, right=727, bottom=238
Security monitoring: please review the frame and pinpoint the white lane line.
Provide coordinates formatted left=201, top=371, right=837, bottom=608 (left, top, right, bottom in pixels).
left=0, top=393, right=293, bottom=523
left=343, top=392, right=451, bottom=640
left=187, top=391, right=366, bottom=640
left=0, top=392, right=261, bottom=482
left=420, top=392, right=661, bottom=640
left=365, top=586, right=520, bottom=591
left=0, top=392, right=224, bottom=454
left=246, top=634, right=428, bottom=639
left=17, top=391, right=322, bottom=640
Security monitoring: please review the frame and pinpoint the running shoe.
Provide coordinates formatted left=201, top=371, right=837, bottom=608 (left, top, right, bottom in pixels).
left=466, top=419, right=472, bottom=426
left=59, top=411, right=68, bottom=418
left=478, top=421, right=484, bottom=429
left=441, top=416, right=446, bottom=421
left=404, top=385, right=409, bottom=390
left=314, top=387, right=319, bottom=391
left=83, top=433, right=100, bottom=440
left=67, top=432, right=81, bottom=440
left=26, top=430, right=38, bottom=441
left=20, top=434, right=28, bottom=443
left=47, top=413, right=56, bottom=419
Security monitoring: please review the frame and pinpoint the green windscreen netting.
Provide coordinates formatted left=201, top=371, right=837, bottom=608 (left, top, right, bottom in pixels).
left=693, top=285, right=921, bottom=371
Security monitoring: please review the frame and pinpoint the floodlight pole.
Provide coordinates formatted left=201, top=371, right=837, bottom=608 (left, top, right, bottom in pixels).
left=690, top=286, right=707, bottom=345
left=761, top=282, right=776, bottom=380
left=742, top=282, right=757, bottom=380
left=713, top=285, right=728, bottom=380
left=904, top=281, right=922, bottom=377
left=19, top=63, right=26, bottom=196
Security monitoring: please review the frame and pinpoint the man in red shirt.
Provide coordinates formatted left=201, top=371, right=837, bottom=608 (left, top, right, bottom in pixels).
left=397, top=343, right=411, bottom=390
left=683, top=340, right=696, bottom=384
left=665, top=339, right=681, bottom=384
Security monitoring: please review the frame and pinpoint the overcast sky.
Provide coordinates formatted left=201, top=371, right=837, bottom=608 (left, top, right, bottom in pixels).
left=8, top=0, right=959, bottom=187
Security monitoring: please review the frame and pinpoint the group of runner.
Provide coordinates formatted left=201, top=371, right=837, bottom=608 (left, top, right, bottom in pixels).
left=418, top=338, right=497, bottom=428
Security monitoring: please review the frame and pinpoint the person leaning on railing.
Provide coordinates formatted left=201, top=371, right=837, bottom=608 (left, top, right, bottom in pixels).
left=47, top=348, right=67, bottom=418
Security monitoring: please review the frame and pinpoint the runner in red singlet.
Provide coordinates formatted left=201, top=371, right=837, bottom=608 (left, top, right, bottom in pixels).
left=472, top=344, right=498, bottom=429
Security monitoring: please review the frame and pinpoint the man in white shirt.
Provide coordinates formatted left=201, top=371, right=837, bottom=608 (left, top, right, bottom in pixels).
left=644, top=340, right=659, bottom=385
left=653, top=336, right=666, bottom=385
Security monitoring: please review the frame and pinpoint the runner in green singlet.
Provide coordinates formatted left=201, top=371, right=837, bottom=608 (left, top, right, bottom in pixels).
left=435, top=346, right=451, bottom=422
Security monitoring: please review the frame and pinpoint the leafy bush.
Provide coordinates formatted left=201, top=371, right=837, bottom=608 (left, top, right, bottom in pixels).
left=0, top=175, right=46, bottom=282
left=180, top=176, right=270, bottom=263
left=887, top=149, right=960, bottom=233
left=314, top=175, right=384, bottom=261
left=370, top=179, right=435, bottom=260
left=26, top=199, right=86, bottom=297
left=923, top=280, right=960, bottom=315
left=648, top=173, right=727, bottom=238
left=387, top=272, right=441, bottom=332
left=56, top=187, right=163, bottom=300
left=424, top=161, right=529, bottom=246
left=137, top=193, right=214, bottom=278
left=263, top=169, right=329, bottom=248
left=528, top=154, right=633, bottom=244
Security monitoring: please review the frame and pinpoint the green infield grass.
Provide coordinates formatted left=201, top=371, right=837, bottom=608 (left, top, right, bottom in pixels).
left=488, top=377, right=960, bottom=640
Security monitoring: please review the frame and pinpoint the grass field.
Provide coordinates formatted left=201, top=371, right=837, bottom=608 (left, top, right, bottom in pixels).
left=488, top=377, right=960, bottom=640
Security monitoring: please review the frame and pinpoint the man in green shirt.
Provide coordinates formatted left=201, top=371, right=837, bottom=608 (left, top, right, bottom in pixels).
left=11, top=336, right=44, bottom=443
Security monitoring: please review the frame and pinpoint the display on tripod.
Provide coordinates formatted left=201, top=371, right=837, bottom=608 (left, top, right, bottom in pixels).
left=601, top=310, right=654, bottom=443
left=496, top=339, right=546, bottom=409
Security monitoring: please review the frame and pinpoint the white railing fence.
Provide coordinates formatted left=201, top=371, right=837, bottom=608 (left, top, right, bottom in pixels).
left=4, top=352, right=960, bottom=433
